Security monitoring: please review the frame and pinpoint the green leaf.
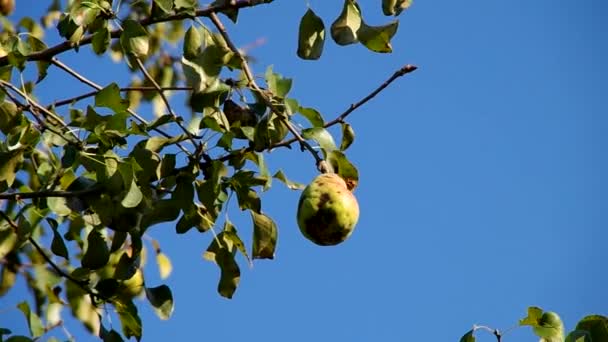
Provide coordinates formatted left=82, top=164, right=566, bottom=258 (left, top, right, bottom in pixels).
left=0, top=101, right=22, bottom=135
left=145, top=285, right=174, bottom=320
left=100, top=325, right=125, bottom=342
left=302, top=127, right=337, bottom=153
left=327, top=150, right=359, bottom=190
left=265, top=66, right=292, bottom=98
left=16, top=301, right=44, bottom=338
left=140, top=199, right=181, bottom=229
left=121, top=179, right=143, bottom=208
left=382, top=0, right=413, bottom=16
left=154, top=0, right=174, bottom=13
left=340, top=122, right=355, bottom=151
left=65, top=280, right=100, bottom=335
left=95, top=83, right=130, bottom=112
left=81, top=229, right=110, bottom=270
left=4, top=336, right=33, bottom=342
left=298, top=8, right=325, bottom=60
left=47, top=197, right=72, bottom=216
left=566, top=330, right=592, bottom=342
left=183, top=25, right=202, bottom=59
left=222, top=220, right=252, bottom=267
left=172, top=175, right=195, bottom=211
left=519, top=306, right=544, bottom=327
left=273, top=170, right=305, bottom=190
left=203, top=235, right=241, bottom=298
left=50, top=224, right=69, bottom=259
left=357, top=20, right=399, bottom=53
left=0, top=229, right=18, bottom=260
left=575, top=315, right=608, bottom=342
left=114, top=298, right=142, bottom=341
left=331, top=0, right=362, bottom=45
left=459, top=329, right=475, bottom=342
left=120, top=19, right=149, bottom=57
left=156, top=253, right=172, bottom=279
left=92, top=27, right=111, bottom=55
left=298, top=107, right=324, bottom=127
left=0, top=149, right=24, bottom=187
left=250, top=211, right=277, bottom=260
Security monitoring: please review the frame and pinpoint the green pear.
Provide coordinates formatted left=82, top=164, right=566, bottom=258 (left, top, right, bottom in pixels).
left=297, top=173, right=359, bottom=246
left=533, top=311, right=565, bottom=342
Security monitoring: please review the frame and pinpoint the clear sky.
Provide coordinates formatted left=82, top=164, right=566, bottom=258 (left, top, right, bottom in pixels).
left=2, top=1, right=607, bottom=341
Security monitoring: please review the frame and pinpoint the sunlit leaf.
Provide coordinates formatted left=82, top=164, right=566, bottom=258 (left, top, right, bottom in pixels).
left=357, top=20, right=399, bottom=53
left=16, top=301, right=44, bottom=338
left=183, top=25, right=202, bottom=59
left=298, top=107, right=324, bottom=127
left=145, top=285, right=174, bottom=320
left=92, top=27, right=111, bottom=55
left=95, top=83, right=130, bottom=112
left=331, top=0, right=362, bottom=45
left=121, top=179, right=143, bottom=208
left=203, top=235, right=240, bottom=298
left=340, top=122, right=355, bottom=151
left=114, top=298, right=142, bottom=340
left=298, top=8, right=325, bottom=60
left=326, top=150, right=359, bottom=190
left=382, top=0, right=413, bottom=16
left=0, top=149, right=24, bottom=187
left=156, top=253, right=172, bottom=279
left=273, top=170, right=305, bottom=190
left=222, top=220, right=252, bottom=267
left=519, top=306, right=544, bottom=327
left=120, top=19, right=149, bottom=58
left=302, top=127, right=337, bottom=153
left=265, top=65, right=292, bottom=98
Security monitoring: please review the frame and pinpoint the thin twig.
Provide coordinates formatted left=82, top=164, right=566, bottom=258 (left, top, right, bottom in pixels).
left=0, top=0, right=274, bottom=67
left=133, top=57, right=202, bottom=145
left=50, top=58, right=194, bottom=156
left=0, top=186, right=101, bottom=200
left=52, top=86, right=193, bottom=108
left=473, top=325, right=502, bottom=342
left=208, top=12, right=325, bottom=170
left=0, top=211, right=106, bottom=301
left=212, top=63, right=417, bottom=165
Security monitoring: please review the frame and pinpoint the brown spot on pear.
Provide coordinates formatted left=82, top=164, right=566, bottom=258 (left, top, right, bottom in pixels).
left=297, top=173, right=359, bottom=246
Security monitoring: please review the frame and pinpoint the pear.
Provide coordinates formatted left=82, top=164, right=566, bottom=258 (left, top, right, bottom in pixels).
left=533, top=311, right=565, bottom=342
left=297, top=173, right=359, bottom=246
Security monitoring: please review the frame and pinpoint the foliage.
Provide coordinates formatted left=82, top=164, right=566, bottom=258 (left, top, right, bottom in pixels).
left=459, top=307, right=607, bottom=342
left=0, top=0, right=415, bottom=340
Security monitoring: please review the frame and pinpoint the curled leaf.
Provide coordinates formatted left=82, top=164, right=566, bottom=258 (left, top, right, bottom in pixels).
left=298, top=8, right=325, bottom=60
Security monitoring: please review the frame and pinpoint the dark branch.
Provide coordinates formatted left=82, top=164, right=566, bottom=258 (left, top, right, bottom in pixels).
left=52, top=86, right=193, bottom=108
left=0, top=0, right=274, bottom=67
left=0, top=186, right=101, bottom=200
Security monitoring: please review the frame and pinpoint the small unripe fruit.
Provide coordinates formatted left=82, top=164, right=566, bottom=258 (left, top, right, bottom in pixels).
left=533, top=311, right=565, bottom=342
left=297, top=173, right=359, bottom=246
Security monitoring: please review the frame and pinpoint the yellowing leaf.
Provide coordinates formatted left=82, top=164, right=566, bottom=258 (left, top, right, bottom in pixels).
left=331, top=0, right=362, bottom=45
left=357, top=20, right=399, bottom=53
left=156, top=253, right=172, bottom=279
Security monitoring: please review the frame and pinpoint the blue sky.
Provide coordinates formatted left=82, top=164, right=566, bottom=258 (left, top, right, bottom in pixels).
left=2, top=0, right=607, bottom=341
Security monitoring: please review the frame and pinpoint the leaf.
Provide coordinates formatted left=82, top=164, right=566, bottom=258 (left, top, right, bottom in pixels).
left=298, top=8, right=325, bottom=60
left=382, top=0, right=413, bottom=16
left=0, top=149, right=24, bottom=187
left=16, top=301, right=44, bottom=338
left=0, top=229, right=18, bottom=260
left=47, top=197, right=72, bottom=216
left=114, top=298, right=142, bottom=340
left=203, top=236, right=241, bottom=298
left=302, top=127, right=337, bottom=153
left=265, top=66, right=292, bottom=98
left=357, top=20, right=399, bottom=53
left=92, top=27, right=111, bottom=55
left=298, top=107, right=324, bottom=127
left=250, top=211, right=277, bottom=259
left=100, top=325, right=125, bottom=342
left=145, top=285, right=174, bottom=320
left=156, top=253, right=172, bottom=279
left=326, top=150, right=359, bottom=190
left=65, top=280, right=100, bottom=335
left=273, top=170, right=305, bottom=190
left=340, top=122, right=355, bottom=151
left=0, top=101, right=21, bottom=135
left=120, top=19, right=149, bottom=58
left=222, top=220, right=252, bottom=267
left=331, top=0, right=362, bottom=45
left=50, top=224, right=69, bottom=259
left=566, top=330, right=592, bottom=342
left=121, top=179, right=143, bottom=208
left=519, top=306, right=544, bottom=327
left=183, top=25, right=202, bottom=59
left=459, top=329, right=475, bottom=342
left=154, top=0, right=174, bottom=13
left=575, top=315, right=608, bottom=342
left=95, top=83, right=130, bottom=112
left=81, top=229, right=110, bottom=270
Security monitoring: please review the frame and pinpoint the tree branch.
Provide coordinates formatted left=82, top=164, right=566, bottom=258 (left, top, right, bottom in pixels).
left=473, top=325, right=502, bottom=342
left=208, top=12, right=326, bottom=170
left=52, top=86, right=193, bottom=108
left=0, top=0, right=274, bottom=67
left=50, top=58, right=194, bottom=156
left=0, top=186, right=101, bottom=200
left=0, top=211, right=107, bottom=302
